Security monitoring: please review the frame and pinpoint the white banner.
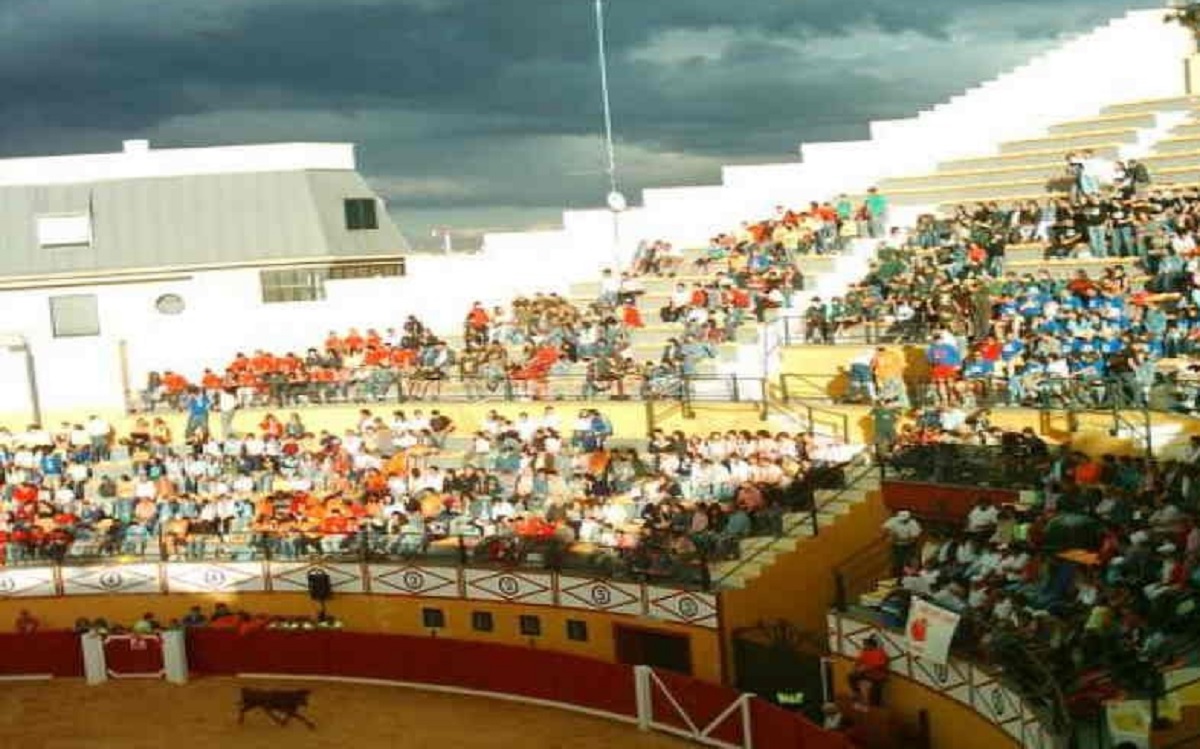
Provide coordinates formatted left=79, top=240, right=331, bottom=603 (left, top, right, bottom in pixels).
left=368, top=564, right=461, bottom=598
left=0, top=566, right=56, bottom=598
left=61, top=564, right=160, bottom=595
left=905, top=598, right=960, bottom=665
left=463, top=569, right=554, bottom=605
left=645, top=587, right=718, bottom=629
left=557, top=577, right=644, bottom=616
left=162, top=563, right=266, bottom=594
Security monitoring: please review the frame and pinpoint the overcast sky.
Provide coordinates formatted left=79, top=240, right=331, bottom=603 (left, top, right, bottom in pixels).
left=0, top=0, right=1158, bottom=249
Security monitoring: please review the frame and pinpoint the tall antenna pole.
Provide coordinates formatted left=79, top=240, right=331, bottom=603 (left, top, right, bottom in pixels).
left=595, top=0, right=619, bottom=198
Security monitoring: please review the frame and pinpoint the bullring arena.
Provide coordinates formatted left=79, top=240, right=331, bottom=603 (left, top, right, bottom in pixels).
left=0, top=679, right=688, bottom=749
left=10, top=4, right=1200, bottom=749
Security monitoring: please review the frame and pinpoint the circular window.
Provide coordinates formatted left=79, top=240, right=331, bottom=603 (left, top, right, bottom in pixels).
left=154, top=293, right=185, bottom=315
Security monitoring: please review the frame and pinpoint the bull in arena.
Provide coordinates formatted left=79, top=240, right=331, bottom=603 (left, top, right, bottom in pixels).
left=238, top=688, right=316, bottom=729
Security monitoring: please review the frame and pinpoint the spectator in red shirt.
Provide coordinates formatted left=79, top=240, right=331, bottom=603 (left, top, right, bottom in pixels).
left=848, top=636, right=889, bottom=706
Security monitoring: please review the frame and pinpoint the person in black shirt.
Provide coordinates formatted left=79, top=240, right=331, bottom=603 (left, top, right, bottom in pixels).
left=1107, top=198, right=1135, bottom=258
left=1077, top=195, right=1109, bottom=258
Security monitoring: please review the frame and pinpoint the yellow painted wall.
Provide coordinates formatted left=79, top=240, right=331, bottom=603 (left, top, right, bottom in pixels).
left=0, top=593, right=722, bottom=683
left=719, top=490, right=890, bottom=681
left=829, top=656, right=1017, bottom=749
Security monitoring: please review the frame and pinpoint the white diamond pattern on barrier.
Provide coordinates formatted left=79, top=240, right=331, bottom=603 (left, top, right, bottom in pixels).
left=973, top=674, right=1022, bottom=730
left=557, top=577, right=643, bottom=616
left=911, top=655, right=971, bottom=707
left=269, top=562, right=365, bottom=593
left=163, top=563, right=265, bottom=593
left=61, top=564, right=160, bottom=595
left=369, top=564, right=460, bottom=598
left=645, top=587, right=717, bottom=629
left=1022, top=718, right=1051, bottom=749
left=0, top=566, right=56, bottom=598
left=463, top=569, right=554, bottom=605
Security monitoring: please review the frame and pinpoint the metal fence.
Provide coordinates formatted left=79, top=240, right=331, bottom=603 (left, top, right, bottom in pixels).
left=139, top=372, right=776, bottom=412
left=880, top=442, right=1057, bottom=491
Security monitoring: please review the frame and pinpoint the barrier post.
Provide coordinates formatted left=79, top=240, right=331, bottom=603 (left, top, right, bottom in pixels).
left=739, top=694, right=754, bottom=749
left=80, top=632, right=107, bottom=686
left=634, top=665, right=652, bottom=731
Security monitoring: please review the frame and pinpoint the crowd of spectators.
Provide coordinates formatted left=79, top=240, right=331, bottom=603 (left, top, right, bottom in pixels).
left=139, top=188, right=901, bottom=413
left=0, top=406, right=853, bottom=586
left=10, top=603, right=343, bottom=635
left=873, top=435, right=1200, bottom=709
left=800, top=157, right=1200, bottom=414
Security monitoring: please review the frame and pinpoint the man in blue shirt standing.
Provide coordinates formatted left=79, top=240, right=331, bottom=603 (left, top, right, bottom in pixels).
left=184, top=388, right=211, bottom=440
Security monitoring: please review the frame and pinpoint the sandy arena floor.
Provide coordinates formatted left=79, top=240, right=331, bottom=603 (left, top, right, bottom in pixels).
left=0, top=677, right=691, bottom=749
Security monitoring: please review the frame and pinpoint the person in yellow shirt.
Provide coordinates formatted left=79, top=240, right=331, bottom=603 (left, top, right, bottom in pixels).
left=871, top=346, right=909, bottom=407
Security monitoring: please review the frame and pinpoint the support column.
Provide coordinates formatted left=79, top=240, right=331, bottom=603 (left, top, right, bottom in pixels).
left=162, top=630, right=189, bottom=684
left=80, top=632, right=107, bottom=686
left=1187, top=52, right=1200, bottom=95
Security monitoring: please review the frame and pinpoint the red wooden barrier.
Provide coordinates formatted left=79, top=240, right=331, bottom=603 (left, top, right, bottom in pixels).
left=0, top=632, right=85, bottom=677
left=181, top=629, right=849, bottom=749
left=882, top=481, right=1018, bottom=524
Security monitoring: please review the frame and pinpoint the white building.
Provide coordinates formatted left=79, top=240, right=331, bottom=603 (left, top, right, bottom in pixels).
left=0, top=140, right=410, bottom=424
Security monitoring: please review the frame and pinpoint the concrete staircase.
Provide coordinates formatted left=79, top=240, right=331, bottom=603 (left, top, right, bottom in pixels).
left=710, top=461, right=880, bottom=589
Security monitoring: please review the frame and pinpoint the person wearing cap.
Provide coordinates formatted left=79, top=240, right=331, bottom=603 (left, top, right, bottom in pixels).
left=882, top=510, right=922, bottom=578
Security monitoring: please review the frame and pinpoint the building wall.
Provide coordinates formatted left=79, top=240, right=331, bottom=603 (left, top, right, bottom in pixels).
left=0, top=270, right=432, bottom=418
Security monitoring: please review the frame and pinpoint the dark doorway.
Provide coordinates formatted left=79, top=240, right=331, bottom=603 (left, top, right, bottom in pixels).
left=614, top=625, right=692, bottom=676
left=732, top=621, right=826, bottom=722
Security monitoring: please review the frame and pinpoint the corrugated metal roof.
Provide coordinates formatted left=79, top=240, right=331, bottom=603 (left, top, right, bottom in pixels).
left=0, top=170, right=409, bottom=279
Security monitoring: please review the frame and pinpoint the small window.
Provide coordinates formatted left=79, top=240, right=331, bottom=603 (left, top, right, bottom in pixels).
left=37, top=213, right=92, bottom=248
left=260, top=268, right=327, bottom=304
left=518, top=615, right=541, bottom=637
left=344, top=198, right=378, bottom=231
left=471, top=611, right=494, bottom=633
left=327, top=261, right=405, bottom=281
left=154, top=293, right=185, bottom=315
left=421, top=608, right=445, bottom=629
left=49, top=294, right=100, bottom=338
left=566, top=620, right=589, bottom=642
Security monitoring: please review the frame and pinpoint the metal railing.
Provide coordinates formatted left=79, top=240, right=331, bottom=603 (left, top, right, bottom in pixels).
left=776, top=316, right=938, bottom=347
left=831, top=537, right=891, bottom=612
left=881, top=442, right=1057, bottom=490
left=713, top=458, right=877, bottom=586
left=139, top=372, right=774, bottom=413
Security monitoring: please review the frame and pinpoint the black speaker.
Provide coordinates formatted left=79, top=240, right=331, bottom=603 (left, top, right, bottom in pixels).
left=306, top=569, right=333, bottom=602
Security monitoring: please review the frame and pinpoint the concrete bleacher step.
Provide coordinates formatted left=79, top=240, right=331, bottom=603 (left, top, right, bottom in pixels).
left=1002, top=243, right=1046, bottom=263
left=880, top=163, right=1064, bottom=192
left=939, top=144, right=1121, bottom=172
left=1048, top=111, right=1156, bottom=136
left=997, top=127, right=1140, bottom=155
left=1141, top=149, right=1200, bottom=171
left=1165, top=120, right=1200, bottom=138
left=1101, top=96, right=1200, bottom=116
left=713, top=476, right=881, bottom=589
left=1006, top=256, right=1140, bottom=280
left=1151, top=134, right=1200, bottom=153
left=1152, top=164, right=1200, bottom=185
left=937, top=191, right=1067, bottom=212
left=886, top=178, right=1058, bottom=206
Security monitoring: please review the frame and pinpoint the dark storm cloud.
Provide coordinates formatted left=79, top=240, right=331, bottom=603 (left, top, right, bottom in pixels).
left=0, top=0, right=1161, bottom=244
